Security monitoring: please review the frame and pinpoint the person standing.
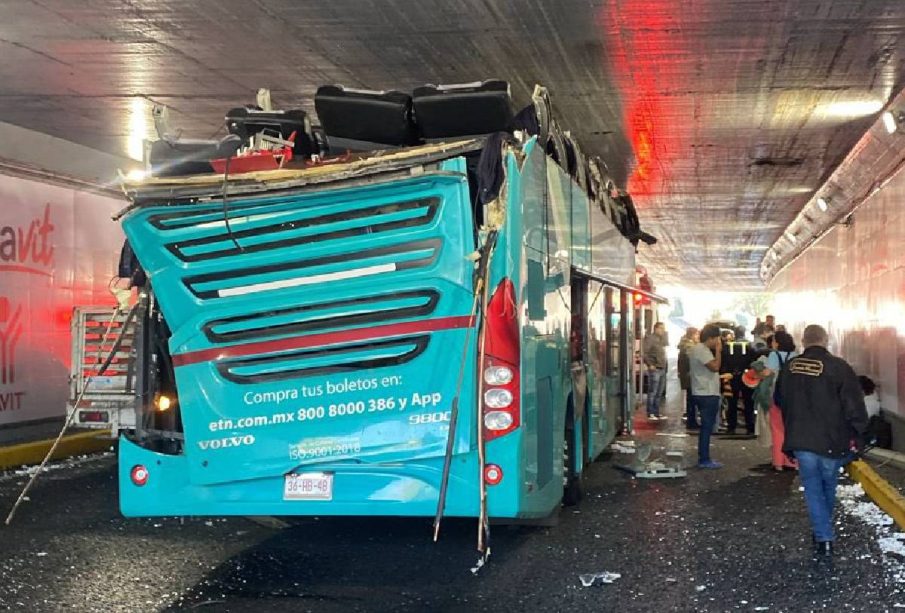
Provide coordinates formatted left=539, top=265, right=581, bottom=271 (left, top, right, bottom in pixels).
left=642, top=322, right=668, bottom=420
left=766, top=331, right=798, bottom=471
left=752, top=315, right=776, bottom=349
left=677, top=327, right=700, bottom=429
left=721, top=326, right=756, bottom=434
left=777, top=324, right=868, bottom=555
left=689, top=324, right=723, bottom=468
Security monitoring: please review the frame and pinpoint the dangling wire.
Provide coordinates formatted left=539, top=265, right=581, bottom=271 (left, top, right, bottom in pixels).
left=6, top=302, right=141, bottom=525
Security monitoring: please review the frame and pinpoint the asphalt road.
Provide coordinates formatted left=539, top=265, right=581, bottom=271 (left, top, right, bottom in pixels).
left=0, top=425, right=903, bottom=612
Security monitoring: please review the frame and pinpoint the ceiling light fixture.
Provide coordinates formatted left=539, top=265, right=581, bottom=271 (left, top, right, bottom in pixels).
left=785, top=231, right=797, bottom=243
left=126, top=97, right=149, bottom=162
left=816, top=197, right=828, bottom=212
left=770, top=250, right=778, bottom=261
left=883, top=111, right=898, bottom=134
left=822, top=99, right=884, bottom=118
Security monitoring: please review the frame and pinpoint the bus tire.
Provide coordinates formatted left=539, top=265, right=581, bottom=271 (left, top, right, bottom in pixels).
left=562, top=415, right=584, bottom=506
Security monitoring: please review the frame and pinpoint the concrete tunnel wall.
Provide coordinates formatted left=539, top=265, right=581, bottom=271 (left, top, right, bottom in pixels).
left=770, top=158, right=905, bottom=451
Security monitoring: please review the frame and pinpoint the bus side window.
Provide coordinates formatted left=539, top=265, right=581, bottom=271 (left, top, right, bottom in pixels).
left=526, top=259, right=546, bottom=320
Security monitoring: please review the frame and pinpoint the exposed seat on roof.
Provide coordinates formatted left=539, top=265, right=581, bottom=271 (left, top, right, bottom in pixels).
left=225, top=107, right=316, bottom=157
left=315, top=85, right=419, bottom=147
left=412, top=80, right=514, bottom=139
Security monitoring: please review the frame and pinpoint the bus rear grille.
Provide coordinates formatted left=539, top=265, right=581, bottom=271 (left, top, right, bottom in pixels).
left=183, top=238, right=441, bottom=300
left=155, top=197, right=439, bottom=263
left=215, top=336, right=429, bottom=384
left=201, top=289, right=440, bottom=344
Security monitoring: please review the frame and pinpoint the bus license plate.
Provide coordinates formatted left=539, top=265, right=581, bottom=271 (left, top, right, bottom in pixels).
left=283, top=472, right=333, bottom=501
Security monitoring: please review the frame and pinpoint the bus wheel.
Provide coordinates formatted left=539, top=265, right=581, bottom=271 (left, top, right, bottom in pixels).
left=562, top=419, right=584, bottom=506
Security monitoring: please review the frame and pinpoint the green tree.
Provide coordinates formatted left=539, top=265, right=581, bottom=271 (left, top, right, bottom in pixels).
left=731, top=292, right=774, bottom=320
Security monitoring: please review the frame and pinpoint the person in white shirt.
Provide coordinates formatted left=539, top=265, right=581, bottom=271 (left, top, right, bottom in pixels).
left=688, top=324, right=723, bottom=469
left=859, top=376, right=880, bottom=419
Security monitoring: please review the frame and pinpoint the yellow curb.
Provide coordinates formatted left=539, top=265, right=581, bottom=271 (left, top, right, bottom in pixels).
left=0, top=430, right=113, bottom=470
left=846, top=459, right=905, bottom=531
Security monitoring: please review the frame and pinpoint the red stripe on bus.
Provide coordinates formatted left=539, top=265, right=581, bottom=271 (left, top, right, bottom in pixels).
left=172, top=315, right=474, bottom=367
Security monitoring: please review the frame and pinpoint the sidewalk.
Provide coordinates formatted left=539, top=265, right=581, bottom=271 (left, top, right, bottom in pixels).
left=0, top=417, right=113, bottom=470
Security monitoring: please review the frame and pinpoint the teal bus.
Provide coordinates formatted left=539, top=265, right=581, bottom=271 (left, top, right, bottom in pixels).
left=117, top=82, right=654, bottom=522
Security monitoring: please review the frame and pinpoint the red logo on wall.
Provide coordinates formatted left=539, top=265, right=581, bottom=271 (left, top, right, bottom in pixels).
left=0, top=297, right=23, bottom=384
left=0, top=203, right=55, bottom=276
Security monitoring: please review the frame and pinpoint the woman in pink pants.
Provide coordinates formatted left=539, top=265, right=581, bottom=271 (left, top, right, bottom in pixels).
left=766, top=331, right=798, bottom=471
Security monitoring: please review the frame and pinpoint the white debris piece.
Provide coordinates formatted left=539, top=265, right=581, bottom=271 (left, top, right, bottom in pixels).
left=837, top=477, right=905, bottom=583
left=610, top=443, right=636, bottom=454
left=470, top=550, right=490, bottom=575
left=695, top=585, right=706, bottom=592
left=878, top=535, right=905, bottom=557
left=578, top=572, right=621, bottom=587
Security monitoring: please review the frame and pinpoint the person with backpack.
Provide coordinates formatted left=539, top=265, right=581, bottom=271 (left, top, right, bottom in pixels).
left=766, top=331, right=798, bottom=471
left=746, top=352, right=773, bottom=451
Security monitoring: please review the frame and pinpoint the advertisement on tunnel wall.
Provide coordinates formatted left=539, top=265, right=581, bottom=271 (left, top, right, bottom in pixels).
left=0, top=173, right=125, bottom=426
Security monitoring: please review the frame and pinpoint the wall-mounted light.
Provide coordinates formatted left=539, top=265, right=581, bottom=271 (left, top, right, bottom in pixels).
left=882, top=110, right=905, bottom=134
left=784, top=231, right=797, bottom=243
left=816, top=197, right=828, bottom=212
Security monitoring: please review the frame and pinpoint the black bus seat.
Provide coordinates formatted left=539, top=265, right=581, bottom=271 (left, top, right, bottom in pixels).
left=412, top=80, right=513, bottom=139
left=315, top=85, right=419, bottom=148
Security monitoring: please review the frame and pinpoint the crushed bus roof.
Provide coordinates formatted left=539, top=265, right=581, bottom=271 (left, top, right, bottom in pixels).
left=118, top=138, right=485, bottom=212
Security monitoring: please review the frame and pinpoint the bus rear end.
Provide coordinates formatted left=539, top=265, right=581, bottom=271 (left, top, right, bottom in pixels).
left=118, top=156, right=508, bottom=518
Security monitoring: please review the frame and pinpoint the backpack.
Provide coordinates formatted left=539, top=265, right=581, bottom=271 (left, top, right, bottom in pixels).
left=752, top=370, right=774, bottom=411
left=771, top=351, right=787, bottom=407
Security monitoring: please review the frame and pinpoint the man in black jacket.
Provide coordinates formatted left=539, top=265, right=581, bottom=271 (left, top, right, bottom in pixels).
left=777, top=324, right=868, bottom=556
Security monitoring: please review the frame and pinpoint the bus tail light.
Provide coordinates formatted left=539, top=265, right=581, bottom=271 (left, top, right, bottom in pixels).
left=482, top=278, right=520, bottom=441
left=484, top=463, right=504, bottom=485
left=130, top=465, right=150, bottom=486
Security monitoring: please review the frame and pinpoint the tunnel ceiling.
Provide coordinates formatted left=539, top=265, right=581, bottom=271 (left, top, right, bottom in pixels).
left=1, top=0, right=904, bottom=288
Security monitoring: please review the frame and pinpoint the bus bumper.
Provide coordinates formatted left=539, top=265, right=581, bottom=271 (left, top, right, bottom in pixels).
left=118, top=436, right=532, bottom=518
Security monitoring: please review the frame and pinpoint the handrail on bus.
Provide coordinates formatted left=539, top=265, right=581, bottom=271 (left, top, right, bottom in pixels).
left=572, top=268, right=670, bottom=305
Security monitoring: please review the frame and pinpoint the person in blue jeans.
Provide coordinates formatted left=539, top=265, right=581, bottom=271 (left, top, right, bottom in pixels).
left=688, top=324, right=723, bottom=468
left=642, top=322, right=668, bottom=420
left=776, top=324, right=868, bottom=556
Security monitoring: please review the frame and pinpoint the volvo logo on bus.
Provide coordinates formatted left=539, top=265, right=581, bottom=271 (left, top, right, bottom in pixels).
left=197, top=434, right=256, bottom=451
